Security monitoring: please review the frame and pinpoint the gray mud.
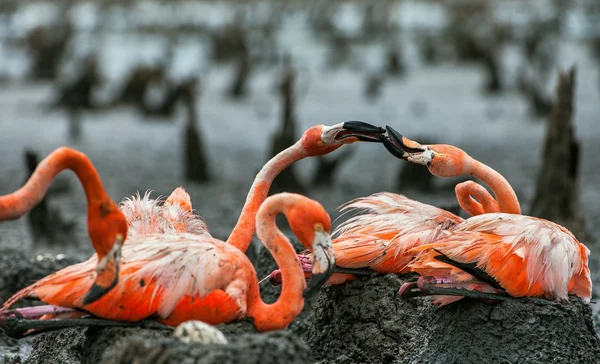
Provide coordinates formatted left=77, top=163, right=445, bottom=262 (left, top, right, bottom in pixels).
left=1, top=324, right=310, bottom=364
left=306, top=274, right=600, bottom=364
left=0, top=247, right=78, bottom=305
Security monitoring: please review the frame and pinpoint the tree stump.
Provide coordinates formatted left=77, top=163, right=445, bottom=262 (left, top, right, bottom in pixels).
left=182, top=79, right=210, bottom=183
left=268, top=57, right=304, bottom=194
left=311, top=148, right=355, bottom=187
left=529, top=67, right=586, bottom=239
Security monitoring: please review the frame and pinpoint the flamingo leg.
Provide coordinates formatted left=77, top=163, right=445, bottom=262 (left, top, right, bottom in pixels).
left=332, top=266, right=375, bottom=276
left=398, top=277, right=557, bottom=306
left=2, top=317, right=171, bottom=339
left=0, top=305, right=77, bottom=321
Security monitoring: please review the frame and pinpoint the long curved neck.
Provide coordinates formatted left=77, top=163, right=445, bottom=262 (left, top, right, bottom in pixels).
left=0, top=147, right=110, bottom=220
left=455, top=181, right=499, bottom=216
left=246, top=196, right=305, bottom=332
left=465, top=157, right=521, bottom=214
left=226, top=141, right=306, bottom=252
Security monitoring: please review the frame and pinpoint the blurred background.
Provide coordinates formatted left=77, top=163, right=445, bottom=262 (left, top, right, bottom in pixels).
left=0, top=0, right=599, bottom=305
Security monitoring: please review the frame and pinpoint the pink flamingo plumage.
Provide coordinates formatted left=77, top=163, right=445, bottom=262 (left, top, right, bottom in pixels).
left=0, top=147, right=127, bottom=305
left=1, top=190, right=337, bottom=332
left=400, top=213, right=591, bottom=305
left=0, top=121, right=385, bottom=332
left=269, top=125, right=520, bottom=285
left=287, top=126, right=590, bottom=304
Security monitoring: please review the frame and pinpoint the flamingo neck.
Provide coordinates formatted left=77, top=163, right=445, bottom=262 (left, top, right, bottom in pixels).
left=226, top=141, right=306, bottom=252
left=0, top=147, right=110, bottom=220
left=455, top=181, right=499, bottom=216
left=246, top=195, right=306, bottom=332
left=465, top=157, right=521, bottom=214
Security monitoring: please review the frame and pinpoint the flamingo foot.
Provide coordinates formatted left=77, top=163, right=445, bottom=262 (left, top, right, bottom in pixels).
left=1, top=317, right=171, bottom=339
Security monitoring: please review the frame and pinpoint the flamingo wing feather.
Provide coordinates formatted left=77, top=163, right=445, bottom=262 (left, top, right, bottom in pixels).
left=2, top=234, right=251, bottom=324
left=332, top=193, right=463, bottom=273
left=411, top=213, right=591, bottom=301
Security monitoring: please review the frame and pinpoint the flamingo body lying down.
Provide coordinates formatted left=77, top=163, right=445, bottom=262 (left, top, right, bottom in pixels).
left=2, top=190, right=336, bottom=332
left=402, top=213, right=591, bottom=305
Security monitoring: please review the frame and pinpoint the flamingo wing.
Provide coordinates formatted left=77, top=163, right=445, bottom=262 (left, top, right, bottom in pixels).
left=412, top=213, right=591, bottom=302
left=2, top=234, right=252, bottom=326
left=332, top=192, right=463, bottom=273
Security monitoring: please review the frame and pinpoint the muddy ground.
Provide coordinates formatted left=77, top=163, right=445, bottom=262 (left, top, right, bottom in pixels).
left=1, top=52, right=600, bottom=362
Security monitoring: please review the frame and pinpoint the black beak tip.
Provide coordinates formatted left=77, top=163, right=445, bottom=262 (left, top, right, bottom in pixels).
left=82, top=277, right=118, bottom=305
left=342, top=121, right=386, bottom=134
left=382, top=138, right=408, bottom=160
left=385, top=125, right=404, bottom=144
left=304, top=266, right=335, bottom=298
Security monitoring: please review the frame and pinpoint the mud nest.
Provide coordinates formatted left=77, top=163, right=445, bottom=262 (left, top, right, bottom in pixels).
left=305, top=274, right=600, bottom=364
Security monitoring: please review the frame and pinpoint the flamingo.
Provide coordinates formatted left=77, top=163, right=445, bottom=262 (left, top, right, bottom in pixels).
left=0, top=147, right=128, bottom=305
left=0, top=121, right=385, bottom=332
left=380, top=126, right=590, bottom=304
left=278, top=125, right=591, bottom=305
left=399, top=213, right=592, bottom=305
left=268, top=125, right=520, bottom=285
left=1, top=190, right=336, bottom=333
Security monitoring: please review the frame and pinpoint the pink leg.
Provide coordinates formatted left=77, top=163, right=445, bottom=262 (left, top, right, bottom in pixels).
left=0, top=305, right=77, bottom=320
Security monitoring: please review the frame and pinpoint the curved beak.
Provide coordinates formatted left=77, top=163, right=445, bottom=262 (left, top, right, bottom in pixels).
left=333, top=121, right=387, bottom=143
left=82, top=234, right=123, bottom=305
left=381, top=126, right=432, bottom=165
left=305, top=231, right=335, bottom=297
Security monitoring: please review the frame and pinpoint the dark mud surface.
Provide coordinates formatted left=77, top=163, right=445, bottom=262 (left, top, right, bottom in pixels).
left=307, top=274, right=600, bottom=364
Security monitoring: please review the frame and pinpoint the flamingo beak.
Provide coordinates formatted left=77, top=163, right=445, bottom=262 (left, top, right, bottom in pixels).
left=334, top=121, right=387, bottom=143
left=381, top=125, right=432, bottom=164
left=82, top=234, right=123, bottom=305
left=305, top=231, right=335, bottom=297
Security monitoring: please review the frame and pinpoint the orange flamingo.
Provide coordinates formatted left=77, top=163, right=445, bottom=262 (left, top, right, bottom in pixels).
left=380, top=126, right=589, bottom=304
left=279, top=126, right=590, bottom=305
left=399, top=213, right=591, bottom=305
left=0, top=147, right=127, bottom=305
left=0, top=121, right=385, bottom=332
left=1, top=191, right=336, bottom=333
left=269, top=125, right=520, bottom=285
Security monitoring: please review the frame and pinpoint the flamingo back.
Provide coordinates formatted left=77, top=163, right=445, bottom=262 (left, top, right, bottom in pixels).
left=1, top=234, right=252, bottom=326
left=412, top=213, right=591, bottom=302
left=120, top=190, right=209, bottom=239
left=332, top=192, right=463, bottom=273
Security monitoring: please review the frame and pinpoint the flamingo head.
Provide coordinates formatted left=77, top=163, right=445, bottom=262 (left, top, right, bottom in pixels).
left=84, top=200, right=128, bottom=305
left=382, top=125, right=470, bottom=178
left=300, top=121, right=386, bottom=156
left=286, top=198, right=335, bottom=296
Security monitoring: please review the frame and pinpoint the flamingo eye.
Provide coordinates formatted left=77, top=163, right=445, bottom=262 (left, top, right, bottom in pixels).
left=314, top=223, right=324, bottom=232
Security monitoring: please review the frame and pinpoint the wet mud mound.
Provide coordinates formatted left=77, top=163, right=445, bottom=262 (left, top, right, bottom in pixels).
left=306, top=274, right=600, bottom=364
left=1, top=324, right=309, bottom=364
left=0, top=247, right=79, bottom=305
left=103, top=329, right=310, bottom=364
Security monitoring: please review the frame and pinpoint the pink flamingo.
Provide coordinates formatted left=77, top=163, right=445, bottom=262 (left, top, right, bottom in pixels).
left=0, top=121, right=385, bottom=332
left=1, top=190, right=337, bottom=333
left=0, top=147, right=127, bottom=305
left=269, top=125, right=520, bottom=285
